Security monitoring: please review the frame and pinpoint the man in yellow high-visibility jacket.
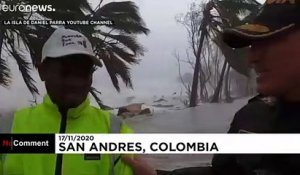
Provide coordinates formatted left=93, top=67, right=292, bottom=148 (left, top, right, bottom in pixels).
left=1, top=28, right=156, bottom=175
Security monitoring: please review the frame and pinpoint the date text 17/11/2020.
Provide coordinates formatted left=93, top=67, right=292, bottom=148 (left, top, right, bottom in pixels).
left=2, top=20, right=114, bottom=25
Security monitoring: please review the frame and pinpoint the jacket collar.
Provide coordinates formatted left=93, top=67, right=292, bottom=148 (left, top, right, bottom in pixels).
left=43, top=95, right=90, bottom=119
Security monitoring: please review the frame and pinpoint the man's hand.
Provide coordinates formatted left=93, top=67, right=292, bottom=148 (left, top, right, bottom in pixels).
left=122, top=155, right=157, bottom=175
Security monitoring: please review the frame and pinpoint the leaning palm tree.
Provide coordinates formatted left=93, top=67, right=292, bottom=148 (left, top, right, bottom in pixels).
left=0, top=0, right=149, bottom=106
left=188, top=0, right=261, bottom=106
left=208, top=0, right=261, bottom=102
left=208, top=0, right=261, bottom=75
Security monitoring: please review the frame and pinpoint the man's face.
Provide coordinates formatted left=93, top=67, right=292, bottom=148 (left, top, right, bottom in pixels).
left=38, top=54, right=95, bottom=109
left=249, top=29, right=300, bottom=99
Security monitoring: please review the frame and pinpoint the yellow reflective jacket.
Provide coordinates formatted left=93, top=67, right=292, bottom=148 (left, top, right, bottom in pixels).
left=2, top=95, right=134, bottom=175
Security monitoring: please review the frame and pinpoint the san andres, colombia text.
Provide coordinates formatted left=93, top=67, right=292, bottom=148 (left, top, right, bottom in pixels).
left=59, top=142, right=219, bottom=153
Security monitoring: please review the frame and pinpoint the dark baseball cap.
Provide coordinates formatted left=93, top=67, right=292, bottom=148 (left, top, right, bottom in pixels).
left=223, top=0, right=300, bottom=48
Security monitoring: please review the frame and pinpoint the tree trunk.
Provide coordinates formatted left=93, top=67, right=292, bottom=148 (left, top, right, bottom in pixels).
left=199, top=68, right=206, bottom=102
left=224, top=65, right=233, bottom=102
left=189, top=28, right=207, bottom=107
left=211, top=60, right=228, bottom=103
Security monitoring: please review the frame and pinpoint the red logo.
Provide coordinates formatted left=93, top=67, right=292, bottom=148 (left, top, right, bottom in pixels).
left=2, top=140, right=12, bottom=147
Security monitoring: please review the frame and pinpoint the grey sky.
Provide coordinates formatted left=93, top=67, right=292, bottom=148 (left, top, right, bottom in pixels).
left=0, top=0, right=265, bottom=110
left=91, top=0, right=194, bottom=106
left=0, top=0, right=195, bottom=109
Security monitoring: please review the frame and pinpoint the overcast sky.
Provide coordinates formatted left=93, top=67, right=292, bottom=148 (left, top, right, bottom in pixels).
left=0, top=0, right=265, bottom=110
left=90, top=0, right=195, bottom=106
left=0, top=0, right=196, bottom=109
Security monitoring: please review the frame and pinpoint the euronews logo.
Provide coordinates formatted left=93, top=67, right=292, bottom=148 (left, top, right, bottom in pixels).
left=0, top=2, right=56, bottom=12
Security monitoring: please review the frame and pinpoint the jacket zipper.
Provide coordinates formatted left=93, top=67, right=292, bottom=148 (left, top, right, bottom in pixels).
left=55, top=111, right=67, bottom=175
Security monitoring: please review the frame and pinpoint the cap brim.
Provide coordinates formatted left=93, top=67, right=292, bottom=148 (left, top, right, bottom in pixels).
left=64, top=53, right=103, bottom=67
left=42, top=49, right=103, bottom=67
left=223, top=23, right=295, bottom=48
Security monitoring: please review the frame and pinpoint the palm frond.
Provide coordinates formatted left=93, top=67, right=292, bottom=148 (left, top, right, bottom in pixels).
left=0, top=0, right=149, bottom=95
left=12, top=25, right=54, bottom=65
left=90, top=87, right=113, bottom=110
left=101, top=50, right=133, bottom=92
left=0, top=30, right=11, bottom=87
left=215, top=0, right=260, bottom=15
left=109, top=44, right=141, bottom=65
left=99, top=32, right=145, bottom=56
left=93, top=1, right=149, bottom=34
left=214, top=0, right=261, bottom=26
left=0, top=57, right=11, bottom=87
left=4, top=31, right=39, bottom=96
left=201, top=0, right=261, bottom=76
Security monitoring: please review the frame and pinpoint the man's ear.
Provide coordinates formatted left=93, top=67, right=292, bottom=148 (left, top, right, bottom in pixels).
left=37, top=63, right=47, bottom=81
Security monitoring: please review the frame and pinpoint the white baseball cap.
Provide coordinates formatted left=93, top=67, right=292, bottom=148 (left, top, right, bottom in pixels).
left=41, top=28, right=102, bottom=66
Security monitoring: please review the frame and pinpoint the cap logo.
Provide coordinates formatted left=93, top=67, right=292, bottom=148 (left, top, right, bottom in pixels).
left=266, top=0, right=295, bottom=4
left=61, top=34, right=88, bottom=49
left=237, top=24, right=270, bottom=33
left=77, top=40, right=87, bottom=48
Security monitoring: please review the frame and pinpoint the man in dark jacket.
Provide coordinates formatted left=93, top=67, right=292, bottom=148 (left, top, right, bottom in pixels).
left=212, top=0, right=300, bottom=175
left=171, top=0, right=300, bottom=175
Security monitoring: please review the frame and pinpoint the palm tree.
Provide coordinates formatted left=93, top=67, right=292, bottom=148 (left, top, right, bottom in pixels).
left=188, top=0, right=261, bottom=106
left=0, top=0, right=149, bottom=106
left=209, top=0, right=261, bottom=75
left=210, top=0, right=261, bottom=102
